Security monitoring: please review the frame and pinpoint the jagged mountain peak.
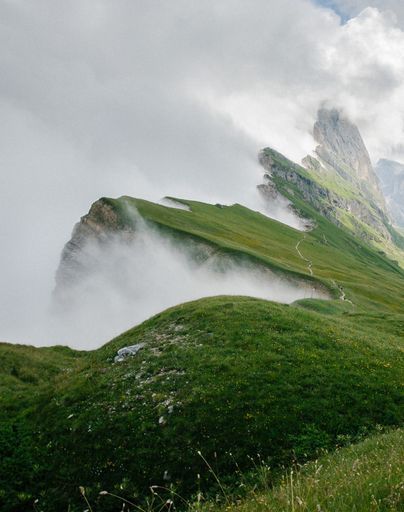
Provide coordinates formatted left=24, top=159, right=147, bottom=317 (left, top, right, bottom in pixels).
left=314, top=108, right=371, bottom=176
left=309, top=108, right=385, bottom=208
left=259, top=109, right=404, bottom=261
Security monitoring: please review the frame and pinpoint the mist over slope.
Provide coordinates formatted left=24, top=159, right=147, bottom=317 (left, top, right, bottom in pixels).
left=46, top=104, right=404, bottom=348
left=52, top=217, right=324, bottom=349
left=3, top=1, right=404, bottom=348
left=7, top=104, right=404, bottom=348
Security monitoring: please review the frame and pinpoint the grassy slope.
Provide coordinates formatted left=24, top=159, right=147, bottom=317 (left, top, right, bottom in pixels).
left=0, top=342, right=83, bottom=413
left=1, top=296, right=403, bottom=511
left=110, top=194, right=404, bottom=314
left=213, top=428, right=403, bottom=512
left=1, top=169, right=404, bottom=510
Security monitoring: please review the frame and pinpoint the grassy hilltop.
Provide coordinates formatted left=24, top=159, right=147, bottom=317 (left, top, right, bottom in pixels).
left=1, top=296, right=403, bottom=511
left=1, top=153, right=403, bottom=511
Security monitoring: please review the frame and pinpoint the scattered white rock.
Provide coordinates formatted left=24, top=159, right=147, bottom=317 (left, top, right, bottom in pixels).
left=114, top=343, right=145, bottom=363
left=159, top=416, right=166, bottom=426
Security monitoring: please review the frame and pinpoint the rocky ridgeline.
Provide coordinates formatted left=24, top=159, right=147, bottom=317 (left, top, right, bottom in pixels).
left=259, top=108, right=393, bottom=246
left=55, top=107, right=400, bottom=297
left=259, top=149, right=391, bottom=244
left=376, top=159, right=404, bottom=228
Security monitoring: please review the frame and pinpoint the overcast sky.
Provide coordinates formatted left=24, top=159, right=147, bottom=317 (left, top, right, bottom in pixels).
left=1, top=0, right=404, bottom=345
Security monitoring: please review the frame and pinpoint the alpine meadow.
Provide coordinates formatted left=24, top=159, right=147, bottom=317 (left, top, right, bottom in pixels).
left=0, top=2, right=403, bottom=512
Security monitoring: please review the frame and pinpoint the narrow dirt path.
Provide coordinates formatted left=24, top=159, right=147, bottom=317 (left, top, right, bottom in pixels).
left=332, top=280, right=354, bottom=306
left=295, top=238, right=354, bottom=307
left=295, top=236, right=313, bottom=276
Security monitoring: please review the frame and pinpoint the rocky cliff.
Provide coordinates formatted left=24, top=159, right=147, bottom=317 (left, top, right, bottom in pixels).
left=257, top=107, right=404, bottom=266
left=376, top=159, right=404, bottom=228
left=258, top=108, right=403, bottom=253
left=55, top=197, right=137, bottom=290
left=259, top=148, right=392, bottom=245
left=307, top=108, right=386, bottom=208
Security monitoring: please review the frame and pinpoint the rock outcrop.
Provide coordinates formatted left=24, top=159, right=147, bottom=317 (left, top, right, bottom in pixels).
left=376, top=159, right=404, bottom=228
left=258, top=109, right=392, bottom=245
left=259, top=148, right=391, bottom=244
left=255, top=107, right=401, bottom=248
left=55, top=197, right=137, bottom=290
left=308, top=108, right=386, bottom=208
left=114, top=343, right=145, bottom=363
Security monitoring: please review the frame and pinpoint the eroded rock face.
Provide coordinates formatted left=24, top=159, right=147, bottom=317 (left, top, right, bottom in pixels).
left=274, top=107, right=400, bottom=245
left=376, top=159, right=404, bottom=228
left=55, top=198, right=137, bottom=290
left=258, top=109, right=393, bottom=240
left=312, top=108, right=386, bottom=207
left=259, top=147, right=391, bottom=245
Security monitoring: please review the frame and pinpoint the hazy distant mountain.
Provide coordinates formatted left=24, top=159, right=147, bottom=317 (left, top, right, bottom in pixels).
left=376, top=159, right=404, bottom=228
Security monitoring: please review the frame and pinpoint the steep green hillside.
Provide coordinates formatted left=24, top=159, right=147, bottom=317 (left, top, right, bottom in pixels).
left=103, top=192, right=404, bottom=313
left=261, top=147, right=404, bottom=267
left=1, top=296, right=403, bottom=511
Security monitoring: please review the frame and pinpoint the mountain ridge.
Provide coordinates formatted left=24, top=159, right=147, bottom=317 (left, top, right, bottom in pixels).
left=2, top=107, right=404, bottom=512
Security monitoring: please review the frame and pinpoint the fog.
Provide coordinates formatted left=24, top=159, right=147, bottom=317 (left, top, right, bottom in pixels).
left=1, top=0, right=404, bottom=347
left=49, top=219, right=327, bottom=349
left=257, top=193, right=311, bottom=231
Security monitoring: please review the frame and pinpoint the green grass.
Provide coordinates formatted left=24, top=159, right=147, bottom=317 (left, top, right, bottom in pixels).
left=0, top=342, right=83, bottom=413
left=1, top=296, right=402, bottom=511
left=106, top=193, right=404, bottom=313
left=204, top=428, right=404, bottom=512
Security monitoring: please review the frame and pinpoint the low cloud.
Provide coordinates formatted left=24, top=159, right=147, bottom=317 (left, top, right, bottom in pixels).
left=49, top=219, right=327, bottom=349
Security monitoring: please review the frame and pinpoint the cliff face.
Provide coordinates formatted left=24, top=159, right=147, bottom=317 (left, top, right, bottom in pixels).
left=54, top=197, right=220, bottom=299
left=309, top=108, right=386, bottom=208
left=255, top=107, right=398, bottom=245
left=259, top=148, right=391, bottom=245
left=257, top=106, right=404, bottom=264
left=257, top=110, right=404, bottom=251
left=376, top=159, right=404, bottom=228
left=55, top=198, right=137, bottom=290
